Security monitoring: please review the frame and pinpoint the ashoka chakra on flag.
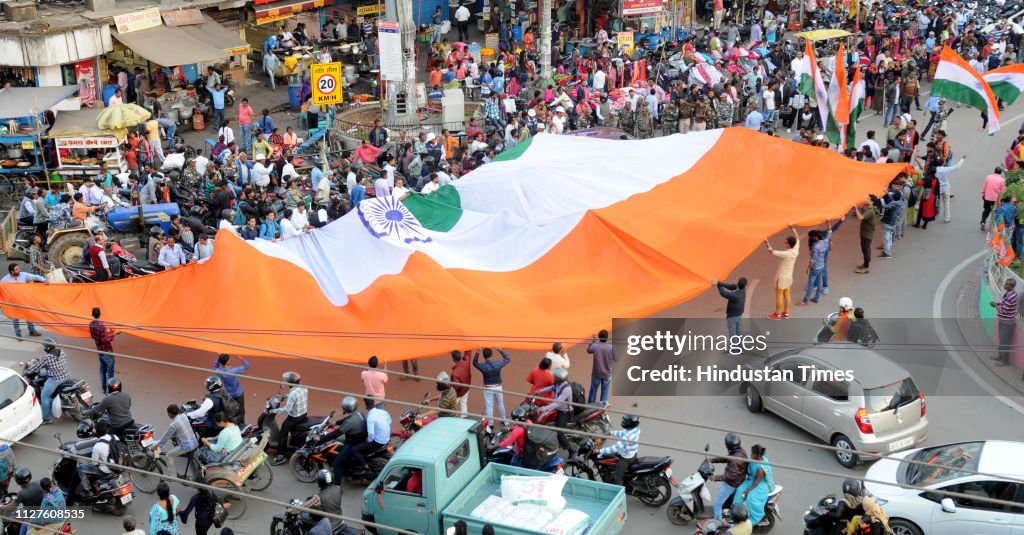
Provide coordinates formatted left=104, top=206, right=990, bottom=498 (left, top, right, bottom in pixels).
left=357, top=195, right=432, bottom=243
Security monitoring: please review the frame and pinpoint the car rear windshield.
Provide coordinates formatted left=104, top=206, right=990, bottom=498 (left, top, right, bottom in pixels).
left=864, top=377, right=919, bottom=414
left=0, top=375, right=26, bottom=411
left=904, top=442, right=983, bottom=486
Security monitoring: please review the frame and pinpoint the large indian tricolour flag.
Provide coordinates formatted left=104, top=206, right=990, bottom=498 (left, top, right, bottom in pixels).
left=983, top=63, right=1024, bottom=106
left=933, top=47, right=1001, bottom=134
left=0, top=131, right=909, bottom=361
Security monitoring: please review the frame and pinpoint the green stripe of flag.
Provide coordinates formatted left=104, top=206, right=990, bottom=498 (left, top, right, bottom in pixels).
left=989, top=81, right=1023, bottom=106
left=931, top=79, right=993, bottom=114
left=402, top=184, right=463, bottom=232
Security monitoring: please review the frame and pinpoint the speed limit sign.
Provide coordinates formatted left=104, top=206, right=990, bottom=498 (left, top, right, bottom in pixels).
left=311, top=62, right=343, bottom=105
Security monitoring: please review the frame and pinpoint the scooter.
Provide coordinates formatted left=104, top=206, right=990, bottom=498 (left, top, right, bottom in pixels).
left=802, top=494, right=840, bottom=535
left=666, top=444, right=783, bottom=533
left=21, top=361, right=92, bottom=422
left=270, top=497, right=364, bottom=534
left=49, top=432, right=134, bottom=515
left=566, top=438, right=673, bottom=507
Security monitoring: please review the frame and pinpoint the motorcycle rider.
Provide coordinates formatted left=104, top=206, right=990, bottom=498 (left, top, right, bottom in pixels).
left=835, top=479, right=867, bottom=529
left=2, top=468, right=43, bottom=535
left=533, top=368, right=575, bottom=456
left=324, top=396, right=367, bottom=484
left=302, top=469, right=344, bottom=532
left=725, top=503, right=752, bottom=535
left=76, top=419, right=116, bottom=500
left=271, top=371, right=309, bottom=466
left=25, top=338, right=72, bottom=424
left=349, top=400, right=391, bottom=478
left=85, top=377, right=134, bottom=439
left=81, top=227, right=123, bottom=276
left=598, top=414, right=641, bottom=485
left=185, top=376, right=232, bottom=438
left=220, top=208, right=239, bottom=236
left=496, top=406, right=532, bottom=465
left=710, top=433, right=748, bottom=520
left=829, top=297, right=855, bottom=342
left=147, top=226, right=164, bottom=264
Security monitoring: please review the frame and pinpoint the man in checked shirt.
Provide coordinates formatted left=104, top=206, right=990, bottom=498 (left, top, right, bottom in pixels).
left=271, top=371, right=308, bottom=465
left=25, top=338, right=71, bottom=423
left=89, top=307, right=117, bottom=394
left=599, top=414, right=641, bottom=485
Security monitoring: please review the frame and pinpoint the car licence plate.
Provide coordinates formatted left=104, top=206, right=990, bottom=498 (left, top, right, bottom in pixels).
left=888, top=437, right=914, bottom=451
left=121, top=494, right=133, bottom=505
left=141, top=437, right=156, bottom=448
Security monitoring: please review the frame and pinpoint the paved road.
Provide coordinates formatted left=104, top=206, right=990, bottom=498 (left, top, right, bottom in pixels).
left=4, top=99, right=1024, bottom=535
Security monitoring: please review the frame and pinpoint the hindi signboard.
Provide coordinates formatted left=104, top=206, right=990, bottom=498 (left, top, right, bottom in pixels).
left=378, top=21, right=402, bottom=81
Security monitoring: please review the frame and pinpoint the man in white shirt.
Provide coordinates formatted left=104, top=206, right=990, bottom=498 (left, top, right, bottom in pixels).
left=421, top=174, right=441, bottom=195
left=194, top=149, right=211, bottom=177
left=551, top=108, right=567, bottom=134
left=858, top=130, right=881, bottom=161
left=291, top=204, right=312, bottom=231
left=455, top=3, right=471, bottom=42
left=218, top=122, right=235, bottom=146
left=280, top=208, right=301, bottom=238
left=252, top=154, right=273, bottom=188
left=78, top=177, right=105, bottom=206
left=382, top=157, right=397, bottom=188
left=970, top=54, right=986, bottom=74
left=592, top=66, right=607, bottom=92
left=373, top=175, right=391, bottom=197
left=158, top=236, right=187, bottom=269
left=545, top=342, right=570, bottom=370
left=280, top=158, right=300, bottom=182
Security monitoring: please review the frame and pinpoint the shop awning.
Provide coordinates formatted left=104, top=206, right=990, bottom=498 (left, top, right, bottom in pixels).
left=112, top=16, right=248, bottom=67
left=0, top=86, right=80, bottom=120
left=47, top=109, right=125, bottom=140
left=794, top=29, right=852, bottom=41
left=255, top=0, right=334, bottom=24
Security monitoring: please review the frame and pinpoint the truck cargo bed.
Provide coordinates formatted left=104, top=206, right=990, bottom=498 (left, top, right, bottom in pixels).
left=442, top=463, right=626, bottom=535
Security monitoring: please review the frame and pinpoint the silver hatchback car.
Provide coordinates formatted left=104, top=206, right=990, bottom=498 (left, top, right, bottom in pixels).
left=740, top=343, right=929, bottom=468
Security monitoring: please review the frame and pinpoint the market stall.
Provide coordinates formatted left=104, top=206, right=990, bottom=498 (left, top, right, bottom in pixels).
left=47, top=109, right=128, bottom=178
left=0, top=85, right=80, bottom=178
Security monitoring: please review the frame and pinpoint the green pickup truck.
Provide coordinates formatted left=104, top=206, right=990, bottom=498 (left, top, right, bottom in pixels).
left=361, top=417, right=627, bottom=535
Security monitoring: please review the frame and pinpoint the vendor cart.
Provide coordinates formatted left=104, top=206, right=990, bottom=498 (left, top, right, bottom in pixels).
left=47, top=109, right=129, bottom=179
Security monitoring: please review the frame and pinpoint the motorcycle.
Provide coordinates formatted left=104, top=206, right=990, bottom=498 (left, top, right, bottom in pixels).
left=62, top=241, right=146, bottom=282
left=270, top=497, right=364, bottom=535
left=287, top=411, right=339, bottom=482
left=486, top=445, right=564, bottom=475
left=50, top=432, right=134, bottom=515
left=815, top=312, right=878, bottom=348
left=518, top=397, right=611, bottom=444
left=565, top=438, right=673, bottom=507
left=391, top=392, right=439, bottom=449
left=21, top=361, right=92, bottom=421
left=244, top=393, right=328, bottom=456
left=666, top=444, right=783, bottom=532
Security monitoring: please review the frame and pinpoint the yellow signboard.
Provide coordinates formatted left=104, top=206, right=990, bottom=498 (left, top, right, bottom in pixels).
left=617, top=31, right=634, bottom=52
left=485, top=33, right=499, bottom=49
left=114, top=8, right=162, bottom=34
left=311, top=62, right=343, bottom=105
left=21, top=141, right=33, bottom=150
left=256, top=12, right=294, bottom=25
left=356, top=4, right=385, bottom=16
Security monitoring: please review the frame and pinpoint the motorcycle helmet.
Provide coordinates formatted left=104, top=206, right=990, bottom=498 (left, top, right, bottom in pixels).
left=842, top=479, right=863, bottom=497
left=77, top=420, right=95, bottom=439
left=730, top=503, right=749, bottom=523
left=552, top=368, right=569, bottom=384
left=838, top=297, right=854, bottom=311
left=621, top=414, right=640, bottom=429
left=510, top=406, right=528, bottom=423
left=42, top=337, right=57, bottom=353
left=724, top=432, right=741, bottom=450
left=205, top=375, right=224, bottom=392
left=283, top=371, right=301, bottom=385
left=190, top=205, right=204, bottom=217
left=221, top=209, right=235, bottom=221
left=341, top=396, right=358, bottom=414
left=576, top=438, right=595, bottom=457
left=168, top=170, right=181, bottom=181
left=107, top=377, right=122, bottom=393
left=150, top=226, right=164, bottom=237
left=316, top=469, right=333, bottom=488
left=14, top=468, right=31, bottom=486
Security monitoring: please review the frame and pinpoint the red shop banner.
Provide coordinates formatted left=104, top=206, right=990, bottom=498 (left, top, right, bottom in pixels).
left=623, top=0, right=663, bottom=15
left=75, top=60, right=97, bottom=108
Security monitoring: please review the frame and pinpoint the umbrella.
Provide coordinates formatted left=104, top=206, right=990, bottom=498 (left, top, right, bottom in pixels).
left=96, top=104, right=151, bottom=130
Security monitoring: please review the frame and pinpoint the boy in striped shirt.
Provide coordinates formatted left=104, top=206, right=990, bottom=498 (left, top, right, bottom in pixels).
left=990, top=278, right=1018, bottom=366
left=599, top=414, right=641, bottom=485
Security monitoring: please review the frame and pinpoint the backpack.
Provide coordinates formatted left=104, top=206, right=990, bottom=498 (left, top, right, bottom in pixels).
left=218, top=392, right=244, bottom=425
left=98, top=436, right=130, bottom=465
left=569, top=381, right=586, bottom=416
left=905, top=184, right=919, bottom=207
left=522, top=426, right=560, bottom=469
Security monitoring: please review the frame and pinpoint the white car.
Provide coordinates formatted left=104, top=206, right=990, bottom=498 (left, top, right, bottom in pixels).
left=865, top=441, right=1024, bottom=535
left=0, top=367, right=42, bottom=442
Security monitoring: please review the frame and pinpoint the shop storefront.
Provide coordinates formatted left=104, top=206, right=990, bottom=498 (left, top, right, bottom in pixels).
left=245, top=0, right=333, bottom=58
left=0, top=85, right=81, bottom=179
left=47, top=109, right=128, bottom=177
